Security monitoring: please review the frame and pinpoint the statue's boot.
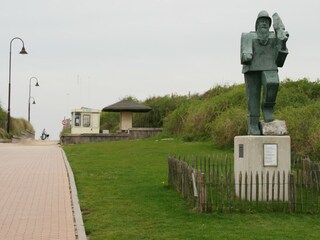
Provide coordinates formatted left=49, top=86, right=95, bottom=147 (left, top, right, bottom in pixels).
left=248, top=116, right=261, bottom=135
left=262, top=103, right=275, bottom=122
left=263, top=108, right=275, bottom=122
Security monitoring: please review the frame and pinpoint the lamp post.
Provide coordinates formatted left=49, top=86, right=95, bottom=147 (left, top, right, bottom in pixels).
left=7, top=37, right=28, bottom=133
left=28, top=96, right=36, bottom=123
left=29, top=96, right=36, bottom=105
left=28, top=77, right=39, bottom=122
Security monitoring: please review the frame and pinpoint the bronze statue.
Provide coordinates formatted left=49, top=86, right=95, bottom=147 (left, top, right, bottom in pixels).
left=241, top=10, right=289, bottom=135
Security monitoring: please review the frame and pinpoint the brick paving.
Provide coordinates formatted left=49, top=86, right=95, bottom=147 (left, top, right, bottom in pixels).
left=0, top=142, right=77, bottom=240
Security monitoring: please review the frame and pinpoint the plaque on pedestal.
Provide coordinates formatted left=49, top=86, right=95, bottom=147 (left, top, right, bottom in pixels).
left=263, top=144, right=277, bottom=166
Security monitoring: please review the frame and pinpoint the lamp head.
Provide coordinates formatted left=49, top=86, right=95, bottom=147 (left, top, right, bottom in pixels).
left=19, top=46, right=28, bottom=54
left=32, top=100, right=36, bottom=104
left=35, top=82, right=39, bottom=87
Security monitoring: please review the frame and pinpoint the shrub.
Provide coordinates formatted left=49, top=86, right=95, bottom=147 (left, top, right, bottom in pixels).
left=163, top=101, right=195, bottom=136
left=163, top=84, right=246, bottom=139
left=308, top=121, right=320, bottom=161
left=275, top=78, right=319, bottom=110
left=280, top=78, right=320, bottom=101
left=209, top=107, right=247, bottom=148
left=0, top=128, right=9, bottom=139
left=100, top=112, right=119, bottom=133
left=277, top=102, right=320, bottom=158
left=97, top=79, right=320, bottom=158
left=134, top=95, right=189, bottom=128
left=61, top=126, right=71, bottom=134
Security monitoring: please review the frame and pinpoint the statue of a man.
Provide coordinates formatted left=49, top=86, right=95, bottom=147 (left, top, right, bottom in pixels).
left=241, top=10, right=289, bottom=135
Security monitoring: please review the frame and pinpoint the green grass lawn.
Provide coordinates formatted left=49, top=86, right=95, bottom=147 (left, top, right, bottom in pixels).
left=64, top=138, right=320, bottom=240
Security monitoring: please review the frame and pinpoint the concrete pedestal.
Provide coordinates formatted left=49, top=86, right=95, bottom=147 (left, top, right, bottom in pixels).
left=234, top=136, right=291, bottom=201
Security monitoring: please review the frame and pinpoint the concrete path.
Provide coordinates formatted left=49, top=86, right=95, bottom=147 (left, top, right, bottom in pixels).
left=0, top=141, right=86, bottom=240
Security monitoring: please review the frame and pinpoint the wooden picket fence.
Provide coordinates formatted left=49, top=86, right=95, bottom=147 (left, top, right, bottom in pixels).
left=168, top=155, right=320, bottom=213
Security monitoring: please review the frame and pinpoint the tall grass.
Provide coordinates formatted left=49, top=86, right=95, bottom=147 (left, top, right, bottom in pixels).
left=10, top=118, right=34, bottom=136
left=0, top=105, right=34, bottom=138
left=0, top=106, right=7, bottom=130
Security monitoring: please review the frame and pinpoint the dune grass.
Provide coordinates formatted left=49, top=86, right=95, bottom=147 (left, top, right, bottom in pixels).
left=64, top=139, right=320, bottom=240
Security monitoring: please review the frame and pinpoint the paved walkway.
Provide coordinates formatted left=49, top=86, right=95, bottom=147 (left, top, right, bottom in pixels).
left=0, top=141, right=86, bottom=240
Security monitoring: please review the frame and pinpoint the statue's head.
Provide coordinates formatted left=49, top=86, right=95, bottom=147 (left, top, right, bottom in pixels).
left=255, top=10, right=271, bottom=31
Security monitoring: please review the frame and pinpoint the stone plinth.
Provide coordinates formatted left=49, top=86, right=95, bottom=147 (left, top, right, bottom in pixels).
left=261, top=120, right=288, bottom=135
left=234, top=135, right=291, bottom=201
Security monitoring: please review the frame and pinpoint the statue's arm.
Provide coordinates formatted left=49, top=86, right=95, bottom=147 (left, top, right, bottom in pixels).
left=272, top=12, right=289, bottom=67
left=240, top=33, right=253, bottom=64
left=272, top=13, right=289, bottom=51
left=276, top=32, right=289, bottom=67
left=279, top=32, right=289, bottom=51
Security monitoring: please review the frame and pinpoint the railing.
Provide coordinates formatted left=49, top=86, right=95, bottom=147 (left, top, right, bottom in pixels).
left=168, top=155, right=320, bottom=213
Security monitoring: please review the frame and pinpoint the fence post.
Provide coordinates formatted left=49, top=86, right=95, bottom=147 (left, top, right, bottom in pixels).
left=168, top=157, right=172, bottom=187
left=283, top=171, right=286, bottom=207
left=277, top=171, right=280, bottom=203
left=221, top=174, right=224, bottom=212
left=196, top=172, right=207, bottom=212
left=233, top=174, right=236, bottom=210
left=261, top=171, right=264, bottom=201
left=192, top=170, right=198, bottom=198
left=245, top=172, right=248, bottom=202
left=239, top=171, right=242, bottom=201
left=256, top=172, right=259, bottom=204
left=266, top=171, right=269, bottom=202
left=299, top=169, right=303, bottom=212
left=289, top=172, right=296, bottom=212
left=227, top=171, right=231, bottom=212
left=314, top=170, right=319, bottom=212
left=250, top=172, right=253, bottom=203
left=177, top=160, right=182, bottom=193
left=209, top=157, right=213, bottom=212
left=288, top=172, right=291, bottom=212
left=292, top=172, right=296, bottom=212
left=216, top=166, right=220, bottom=209
left=181, top=161, right=185, bottom=197
left=310, top=171, right=314, bottom=212
left=271, top=171, right=275, bottom=202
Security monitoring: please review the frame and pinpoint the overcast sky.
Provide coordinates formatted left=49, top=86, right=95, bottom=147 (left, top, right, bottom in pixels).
left=0, top=0, right=319, bottom=140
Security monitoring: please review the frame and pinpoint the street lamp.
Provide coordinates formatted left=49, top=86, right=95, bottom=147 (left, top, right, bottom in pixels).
left=29, top=96, right=36, bottom=104
left=28, top=96, right=36, bottom=123
left=28, top=77, right=39, bottom=122
left=7, top=37, right=28, bottom=133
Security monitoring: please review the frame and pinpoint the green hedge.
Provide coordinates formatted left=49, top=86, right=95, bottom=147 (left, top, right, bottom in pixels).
left=100, top=78, right=320, bottom=158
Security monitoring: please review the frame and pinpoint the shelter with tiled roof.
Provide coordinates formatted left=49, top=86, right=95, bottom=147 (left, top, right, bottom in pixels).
left=102, top=99, right=151, bottom=131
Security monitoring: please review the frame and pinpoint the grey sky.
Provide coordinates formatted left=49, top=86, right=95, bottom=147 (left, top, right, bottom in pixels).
left=0, top=0, right=319, bottom=139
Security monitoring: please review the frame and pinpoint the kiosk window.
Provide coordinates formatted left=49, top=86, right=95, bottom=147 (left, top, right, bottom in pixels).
left=83, top=114, right=91, bottom=127
left=74, top=113, right=81, bottom=126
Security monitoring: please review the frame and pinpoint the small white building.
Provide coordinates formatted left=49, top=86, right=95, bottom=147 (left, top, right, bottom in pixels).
left=71, top=107, right=101, bottom=134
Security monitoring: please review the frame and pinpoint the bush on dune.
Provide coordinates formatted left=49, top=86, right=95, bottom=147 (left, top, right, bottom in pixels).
left=101, top=78, right=320, bottom=158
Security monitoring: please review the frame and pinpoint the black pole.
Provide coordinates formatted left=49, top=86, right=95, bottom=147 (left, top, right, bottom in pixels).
left=7, top=37, right=28, bottom=133
left=28, top=77, right=39, bottom=122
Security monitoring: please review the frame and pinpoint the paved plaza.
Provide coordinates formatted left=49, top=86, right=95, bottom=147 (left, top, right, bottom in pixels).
left=0, top=141, right=85, bottom=240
